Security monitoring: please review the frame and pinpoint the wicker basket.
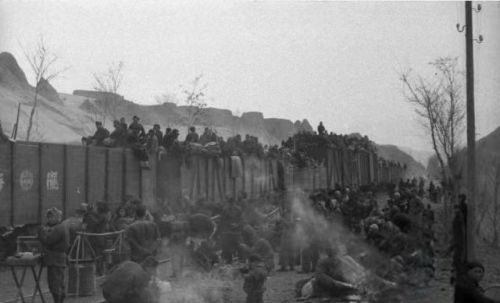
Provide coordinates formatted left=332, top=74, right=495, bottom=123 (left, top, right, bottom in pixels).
left=67, top=260, right=96, bottom=296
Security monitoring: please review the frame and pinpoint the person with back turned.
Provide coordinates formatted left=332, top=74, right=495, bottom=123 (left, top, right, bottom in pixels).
left=126, top=205, right=161, bottom=263
left=102, top=256, right=160, bottom=303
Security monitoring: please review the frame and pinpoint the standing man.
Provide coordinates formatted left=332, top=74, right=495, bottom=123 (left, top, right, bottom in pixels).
left=317, top=122, right=326, bottom=136
left=168, top=213, right=190, bottom=279
left=126, top=205, right=161, bottom=263
left=219, top=198, right=243, bottom=263
left=39, top=207, right=69, bottom=303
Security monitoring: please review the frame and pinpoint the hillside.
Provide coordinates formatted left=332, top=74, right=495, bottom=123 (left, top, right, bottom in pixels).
left=0, top=52, right=312, bottom=145
left=399, top=146, right=434, bottom=169
left=376, top=144, right=427, bottom=179
left=0, top=52, right=95, bottom=143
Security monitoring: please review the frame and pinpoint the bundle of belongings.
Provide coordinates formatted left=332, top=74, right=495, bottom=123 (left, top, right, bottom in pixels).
left=185, top=142, right=222, bottom=157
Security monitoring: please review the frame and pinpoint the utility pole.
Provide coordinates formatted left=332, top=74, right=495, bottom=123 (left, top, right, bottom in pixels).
left=465, top=0, right=476, bottom=261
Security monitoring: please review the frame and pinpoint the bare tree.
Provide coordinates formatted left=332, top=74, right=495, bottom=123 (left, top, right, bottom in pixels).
left=182, top=74, right=208, bottom=126
left=400, top=57, right=465, bottom=189
left=23, top=36, right=68, bottom=141
left=92, top=61, right=125, bottom=125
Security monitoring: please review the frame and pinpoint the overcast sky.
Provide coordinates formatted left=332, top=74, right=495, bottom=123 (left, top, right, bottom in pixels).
left=1, top=1, right=499, bottom=151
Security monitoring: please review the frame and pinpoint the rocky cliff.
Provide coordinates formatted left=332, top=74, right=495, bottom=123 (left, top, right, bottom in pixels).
left=0, top=52, right=312, bottom=145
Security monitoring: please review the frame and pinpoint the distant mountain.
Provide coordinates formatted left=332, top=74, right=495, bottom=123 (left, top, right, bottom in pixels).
left=376, top=144, right=427, bottom=178
left=398, top=146, right=434, bottom=169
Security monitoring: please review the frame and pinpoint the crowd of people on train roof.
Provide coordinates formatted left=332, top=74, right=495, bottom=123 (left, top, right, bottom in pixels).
left=79, top=116, right=403, bottom=168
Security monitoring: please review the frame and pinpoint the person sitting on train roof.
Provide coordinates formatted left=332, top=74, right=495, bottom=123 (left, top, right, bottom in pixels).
left=108, top=119, right=127, bottom=147
left=129, top=115, right=146, bottom=139
left=87, top=121, right=110, bottom=146
left=151, top=124, right=163, bottom=144
left=185, top=126, right=199, bottom=143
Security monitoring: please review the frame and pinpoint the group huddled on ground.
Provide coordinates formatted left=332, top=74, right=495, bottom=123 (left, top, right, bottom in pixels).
left=19, top=178, right=453, bottom=303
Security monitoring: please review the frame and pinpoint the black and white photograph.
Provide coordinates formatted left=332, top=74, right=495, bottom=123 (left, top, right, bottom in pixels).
left=0, top=1, right=500, bottom=302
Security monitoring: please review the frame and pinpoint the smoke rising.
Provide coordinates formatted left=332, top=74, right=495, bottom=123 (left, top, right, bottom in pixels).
left=288, top=188, right=400, bottom=299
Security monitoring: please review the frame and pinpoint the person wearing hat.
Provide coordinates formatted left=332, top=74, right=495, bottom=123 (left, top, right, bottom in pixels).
left=39, top=207, right=69, bottom=303
left=454, top=261, right=500, bottom=303
left=102, top=256, right=160, bottom=303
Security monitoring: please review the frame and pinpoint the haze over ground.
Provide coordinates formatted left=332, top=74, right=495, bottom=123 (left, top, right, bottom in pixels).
left=1, top=1, right=499, bottom=152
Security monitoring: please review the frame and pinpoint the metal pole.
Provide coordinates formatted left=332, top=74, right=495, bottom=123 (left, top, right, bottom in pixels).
left=465, top=0, right=476, bottom=261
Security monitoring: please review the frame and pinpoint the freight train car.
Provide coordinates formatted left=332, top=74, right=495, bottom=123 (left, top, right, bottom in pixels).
left=0, top=141, right=404, bottom=227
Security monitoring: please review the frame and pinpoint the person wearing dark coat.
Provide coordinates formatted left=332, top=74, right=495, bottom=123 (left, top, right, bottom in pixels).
left=152, top=124, right=163, bottom=144
left=102, top=256, right=160, bottom=303
left=168, top=214, right=190, bottom=279
left=242, top=254, right=268, bottom=303
left=120, top=117, right=128, bottom=131
left=162, top=128, right=172, bottom=147
left=129, top=115, right=146, bottom=139
left=454, top=261, right=500, bottom=303
left=312, top=248, right=355, bottom=298
left=185, top=126, right=199, bottom=143
left=317, top=122, right=326, bottom=136
left=109, top=120, right=127, bottom=147
left=90, top=121, right=110, bottom=146
left=240, top=225, right=275, bottom=273
left=278, top=215, right=295, bottom=271
left=451, top=203, right=467, bottom=279
left=39, top=208, right=69, bottom=303
left=219, top=198, right=243, bottom=263
left=126, top=205, right=161, bottom=263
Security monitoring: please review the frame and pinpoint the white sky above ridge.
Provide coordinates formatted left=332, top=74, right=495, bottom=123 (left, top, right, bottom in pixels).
left=1, top=1, right=499, bottom=151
